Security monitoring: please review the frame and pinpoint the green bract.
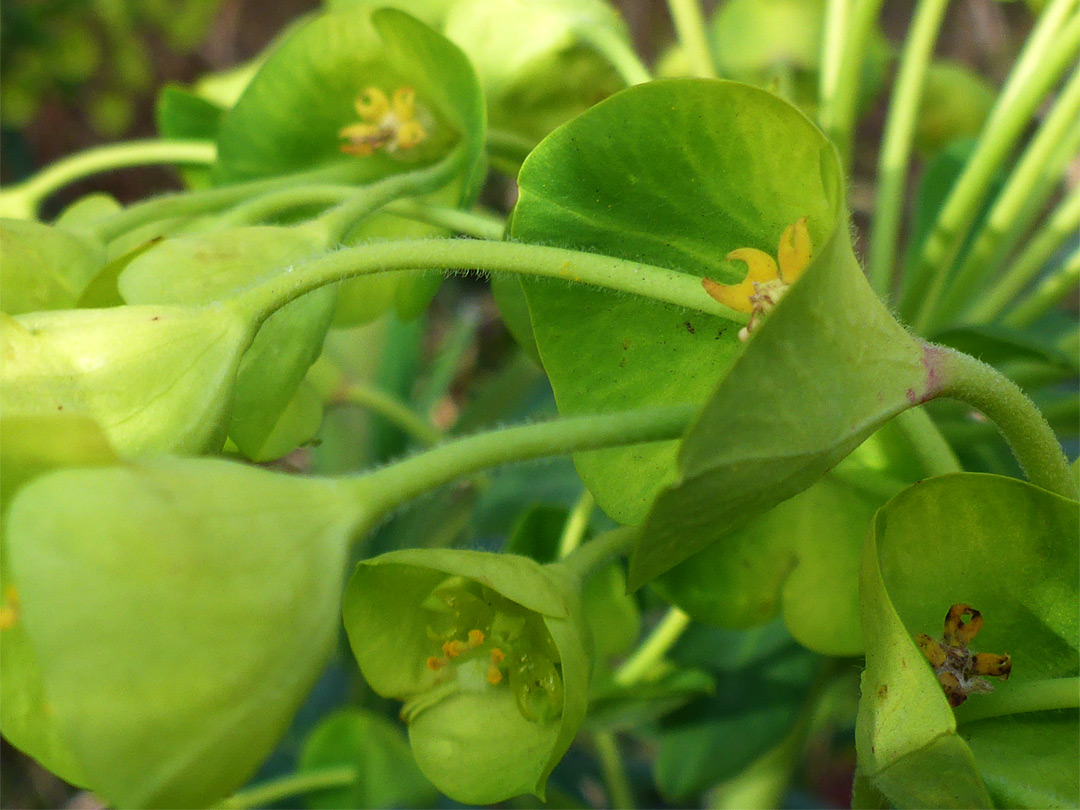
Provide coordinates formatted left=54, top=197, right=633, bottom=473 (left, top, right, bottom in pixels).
left=2, top=457, right=358, bottom=808
left=443, top=0, right=628, bottom=141
left=342, top=548, right=590, bottom=804
left=214, top=8, right=485, bottom=199
left=856, top=473, right=1079, bottom=808
left=0, top=305, right=251, bottom=455
left=0, top=219, right=105, bottom=315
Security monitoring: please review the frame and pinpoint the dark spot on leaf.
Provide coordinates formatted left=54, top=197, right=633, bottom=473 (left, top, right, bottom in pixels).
left=151, top=316, right=160, bottom=321
left=684, top=321, right=695, bottom=334
left=716, top=327, right=726, bottom=340
left=621, top=338, right=631, bottom=351
left=57, top=405, right=63, bottom=411
left=877, top=684, right=888, bottom=700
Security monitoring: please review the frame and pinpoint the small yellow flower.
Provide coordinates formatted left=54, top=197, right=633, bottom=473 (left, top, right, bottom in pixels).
left=703, top=217, right=813, bottom=341
left=339, top=86, right=428, bottom=157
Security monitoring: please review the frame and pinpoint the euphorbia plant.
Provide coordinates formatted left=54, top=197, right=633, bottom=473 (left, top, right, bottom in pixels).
left=1, top=1, right=1077, bottom=808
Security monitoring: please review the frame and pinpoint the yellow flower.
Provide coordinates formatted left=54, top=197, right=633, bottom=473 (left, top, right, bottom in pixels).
left=916, top=603, right=1011, bottom=707
left=703, top=217, right=813, bottom=341
left=339, top=86, right=428, bottom=157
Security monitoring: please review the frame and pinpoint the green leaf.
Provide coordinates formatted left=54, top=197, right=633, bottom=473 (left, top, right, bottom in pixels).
left=342, top=547, right=591, bottom=804
left=1, top=306, right=251, bottom=455
left=583, top=563, right=641, bottom=665
left=915, top=62, right=995, bottom=157
left=504, top=504, right=571, bottom=563
left=652, top=467, right=905, bottom=656
left=443, top=0, right=628, bottom=141
left=856, top=473, right=1079, bottom=808
left=299, top=708, right=438, bottom=809
left=511, top=78, right=845, bottom=527
left=214, top=8, right=485, bottom=201
left=0, top=219, right=105, bottom=315
left=156, top=84, right=226, bottom=141
left=629, top=216, right=929, bottom=590
left=3, top=457, right=357, bottom=808
left=246, top=379, right=324, bottom=463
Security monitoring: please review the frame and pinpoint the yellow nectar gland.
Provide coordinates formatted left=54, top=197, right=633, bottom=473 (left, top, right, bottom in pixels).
left=0, top=585, right=19, bottom=631
left=702, top=217, right=813, bottom=342
left=339, top=86, right=428, bottom=157
left=442, top=639, right=469, bottom=658
left=916, top=603, right=1011, bottom=707
left=468, top=628, right=485, bottom=648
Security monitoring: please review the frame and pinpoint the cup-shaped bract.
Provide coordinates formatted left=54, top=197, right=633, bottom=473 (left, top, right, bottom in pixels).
left=342, top=548, right=591, bottom=805
left=2, top=457, right=360, bottom=808
left=0, top=218, right=105, bottom=315
left=856, top=473, right=1079, bottom=809
left=443, top=0, right=629, bottom=142
left=0, top=304, right=251, bottom=456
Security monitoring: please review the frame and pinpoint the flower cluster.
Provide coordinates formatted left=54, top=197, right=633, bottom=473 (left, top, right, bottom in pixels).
left=916, top=603, right=1012, bottom=707
left=339, top=86, right=428, bottom=156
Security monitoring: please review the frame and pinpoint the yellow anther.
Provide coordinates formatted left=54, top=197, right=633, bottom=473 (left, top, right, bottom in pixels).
left=468, top=628, right=485, bottom=648
left=355, top=87, right=391, bottom=121
left=442, top=639, right=468, bottom=658
left=426, top=655, right=447, bottom=671
left=490, top=647, right=505, bottom=664
left=487, top=664, right=504, bottom=685
left=0, top=586, right=19, bottom=631
left=918, top=603, right=1011, bottom=707
left=340, top=85, right=428, bottom=157
left=702, top=217, right=814, bottom=341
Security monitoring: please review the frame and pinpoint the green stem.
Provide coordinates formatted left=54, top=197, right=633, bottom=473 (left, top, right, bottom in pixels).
left=937, top=393, right=1078, bottom=444
left=593, top=731, right=635, bottom=810
left=349, top=405, right=697, bottom=529
left=667, top=0, right=717, bottom=79
left=214, top=184, right=352, bottom=227
left=936, top=345, right=1076, bottom=498
left=577, top=24, right=652, bottom=86
left=231, top=237, right=744, bottom=329
left=903, top=7, right=1080, bottom=321
left=817, top=0, right=849, bottom=135
left=214, top=765, right=356, bottom=809
left=927, top=67, right=1080, bottom=328
left=968, top=186, right=1080, bottom=322
left=339, top=382, right=442, bottom=446
left=1004, top=247, right=1080, bottom=327
left=823, top=0, right=884, bottom=168
left=384, top=199, right=506, bottom=240
left=557, top=490, right=597, bottom=559
left=0, top=139, right=217, bottom=221
left=893, top=407, right=963, bottom=477
left=954, top=677, right=1080, bottom=725
left=92, top=162, right=366, bottom=243
left=557, top=526, right=638, bottom=581
left=613, top=606, right=692, bottom=687
left=866, top=0, right=950, bottom=299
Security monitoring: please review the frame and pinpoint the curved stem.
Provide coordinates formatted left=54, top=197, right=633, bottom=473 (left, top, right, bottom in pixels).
left=954, top=677, right=1080, bottom=725
left=214, top=765, right=356, bottom=809
left=577, top=24, right=652, bottom=86
left=93, top=162, right=366, bottom=243
left=593, top=731, right=635, bottom=810
left=0, top=139, right=216, bottom=221
left=928, top=67, right=1080, bottom=328
left=903, top=9, right=1080, bottom=320
left=557, top=491, right=598, bottom=560
left=866, top=0, right=950, bottom=299
left=968, top=186, right=1080, bottom=322
left=893, top=407, right=962, bottom=477
left=339, top=382, right=442, bottom=446
left=349, top=404, right=698, bottom=529
left=667, top=0, right=717, bottom=79
left=936, top=345, right=1076, bottom=498
left=384, top=199, right=506, bottom=240
left=560, top=526, right=638, bottom=581
left=231, top=237, right=745, bottom=329
left=613, top=606, right=692, bottom=687
left=1004, top=247, right=1080, bottom=327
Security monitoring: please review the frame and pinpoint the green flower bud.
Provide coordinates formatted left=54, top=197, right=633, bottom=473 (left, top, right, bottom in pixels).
left=342, top=548, right=591, bottom=805
left=0, top=304, right=251, bottom=455
left=1, top=219, right=105, bottom=314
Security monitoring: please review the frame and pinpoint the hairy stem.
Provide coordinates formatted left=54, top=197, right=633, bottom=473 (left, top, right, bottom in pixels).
left=0, top=139, right=216, bottom=220
left=348, top=405, right=698, bottom=530
left=232, top=237, right=744, bottom=328
left=936, top=346, right=1076, bottom=498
